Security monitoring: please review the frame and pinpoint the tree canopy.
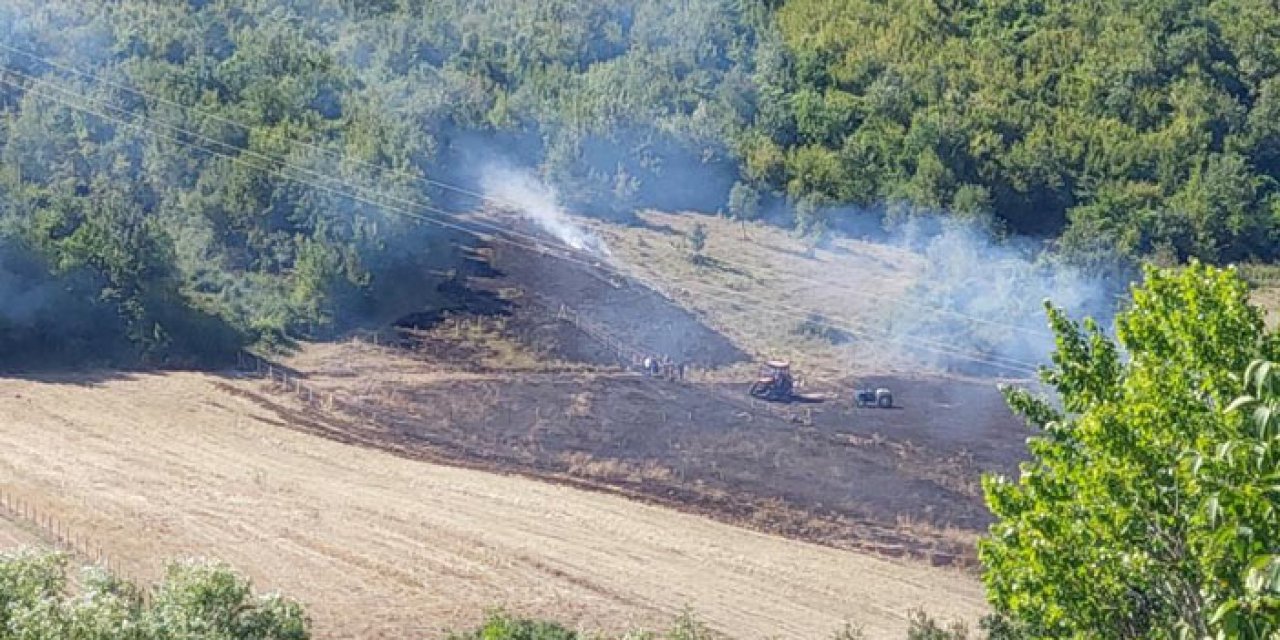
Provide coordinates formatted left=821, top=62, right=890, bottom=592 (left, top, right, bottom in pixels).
left=983, top=262, right=1280, bottom=637
left=763, top=0, right=1280, bottom=263
left=0, top=550, right=308, bottom=639
left=0, top=0, right=764, bottom=366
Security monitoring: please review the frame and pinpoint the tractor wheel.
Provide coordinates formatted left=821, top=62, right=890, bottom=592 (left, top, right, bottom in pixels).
left=878, top=394, right=893, bottom=408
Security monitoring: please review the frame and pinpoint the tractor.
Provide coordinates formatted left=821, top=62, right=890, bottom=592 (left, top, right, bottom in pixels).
left=854, top=386, right=894, bottom=408
left=749, top=361, right=794, bottom=401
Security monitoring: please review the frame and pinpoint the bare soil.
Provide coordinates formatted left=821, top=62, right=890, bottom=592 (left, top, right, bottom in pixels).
left=0, top=372, right=987, bottom=639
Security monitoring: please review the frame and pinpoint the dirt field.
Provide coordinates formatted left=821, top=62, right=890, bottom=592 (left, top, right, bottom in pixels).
left=0, top=372, right=988, bottom=638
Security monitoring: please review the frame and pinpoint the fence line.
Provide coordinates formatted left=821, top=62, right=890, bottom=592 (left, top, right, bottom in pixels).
left=238, top=350, right=382, bottom=428
left=0, top=486, right=147, bottom=595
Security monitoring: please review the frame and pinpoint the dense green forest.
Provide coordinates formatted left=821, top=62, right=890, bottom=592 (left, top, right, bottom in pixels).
left=762, top=0, right=1280, bottom=265
left=2, top=0, right=1280, bottom=364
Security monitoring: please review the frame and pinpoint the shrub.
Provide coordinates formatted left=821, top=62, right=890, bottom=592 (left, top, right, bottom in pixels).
left=0, top=549, right=309, bottom=639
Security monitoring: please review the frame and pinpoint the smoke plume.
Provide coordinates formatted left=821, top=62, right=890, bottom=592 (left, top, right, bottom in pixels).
left=479, top=163, right=612, bottom=258
left=872, top=216, right=1127, bottom=377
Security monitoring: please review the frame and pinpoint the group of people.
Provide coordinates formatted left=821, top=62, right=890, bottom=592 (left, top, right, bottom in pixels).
left=641, top=354, right=688, bottom=381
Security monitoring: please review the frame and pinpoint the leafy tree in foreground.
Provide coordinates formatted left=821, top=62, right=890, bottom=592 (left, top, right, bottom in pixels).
left=0, top=549, right=308, bottom=639
left=982, top=261, right=1280, bottom=637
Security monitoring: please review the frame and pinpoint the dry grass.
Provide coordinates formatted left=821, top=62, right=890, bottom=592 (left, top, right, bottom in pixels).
left=0, top=372, right=989, bottom=638
left=399, top=311, right=612, bottom=373
left=583, top=211, right=926, bottom=381
left=1252, top=286, right=1280, bottom=330
left=0, top=515, right=38, bottom=549
left=558, top=453, right=676, bottom=484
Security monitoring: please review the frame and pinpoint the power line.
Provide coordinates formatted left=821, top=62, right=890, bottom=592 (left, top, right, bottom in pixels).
left=1, top=72, right=1042, bottom=375
left=0, top=41, right=1058, bottom=340
left=0, top=73, right=1041, bottom=375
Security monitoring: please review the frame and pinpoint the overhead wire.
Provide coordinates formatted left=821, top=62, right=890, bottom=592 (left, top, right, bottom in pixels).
left=0, top=69, right=1044, bottom=374
left=0, top=40, right=1058, bottom=340
left=0, top=70, right=1043, bottom=375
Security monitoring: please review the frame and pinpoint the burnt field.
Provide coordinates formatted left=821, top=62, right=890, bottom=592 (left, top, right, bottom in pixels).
left=265, top=229, right=1034, bottom=566
left=274, top=341, right=1026, bottom=567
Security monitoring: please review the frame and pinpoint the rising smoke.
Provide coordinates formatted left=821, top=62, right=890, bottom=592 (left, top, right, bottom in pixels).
left=479, top=162, right=612, bottom=259
left=0, top=250, right=54, bottom=328
left=880, top=216, right=1127, bottom=376
left=472, top=145, right=1125, bottom=378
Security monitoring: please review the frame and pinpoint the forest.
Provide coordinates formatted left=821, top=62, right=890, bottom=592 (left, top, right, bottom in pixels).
left=2, top=0, right=1280, bottom=363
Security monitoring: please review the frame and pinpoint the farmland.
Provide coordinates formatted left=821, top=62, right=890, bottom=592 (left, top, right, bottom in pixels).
left=0, top=371, right=987, bottom=638
left=0, top=189, right=1065, bottom=639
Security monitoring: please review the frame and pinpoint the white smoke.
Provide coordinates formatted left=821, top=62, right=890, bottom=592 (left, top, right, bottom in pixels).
left=880, top=217, right=1125, bottom=376
left=479, top=163, right=612, bottom=258
left=0, top=261, right=53, bottom=327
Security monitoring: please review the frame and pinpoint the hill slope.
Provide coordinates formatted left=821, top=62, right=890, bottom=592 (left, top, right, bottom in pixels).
left=0, top=371, right=987, bottom=638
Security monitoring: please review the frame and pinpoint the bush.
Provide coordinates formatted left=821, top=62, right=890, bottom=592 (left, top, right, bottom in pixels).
left=449, top=609, right=717, bottom=640
left=727, top=182, right=762, bottom=220
left=688, top=223, right=709, bottom=264
left=447, top=611, right=580, bottom=640
left=905, top=609, right=970, bottom=640
left=793, top=312, right=851, bottom=344
left=0, top=549, right=309, bottom=639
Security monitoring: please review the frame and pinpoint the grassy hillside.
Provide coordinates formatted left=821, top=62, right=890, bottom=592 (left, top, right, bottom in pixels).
left=0, top=371, right=989, bottom=637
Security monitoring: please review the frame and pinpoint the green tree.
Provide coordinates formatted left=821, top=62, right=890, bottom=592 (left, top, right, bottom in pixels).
left=0, top=550, right=309, bottom=639
left=727, top=181, right=762, bottom=220
left=982, top=261, right=1280, bottom=637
